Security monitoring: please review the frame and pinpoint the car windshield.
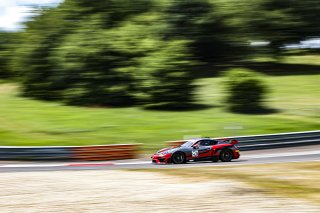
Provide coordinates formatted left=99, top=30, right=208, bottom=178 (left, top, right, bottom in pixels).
left=180, top=140, right=196, bottom=147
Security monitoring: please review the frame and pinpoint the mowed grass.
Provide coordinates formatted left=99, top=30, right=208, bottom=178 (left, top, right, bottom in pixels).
left=251, top=54, right=320, bottom=66
left=282, top=55, right=320, bottom=66
left=0, top=73, right=319, bottom=151
left=140, top=161, right=320, bottom=204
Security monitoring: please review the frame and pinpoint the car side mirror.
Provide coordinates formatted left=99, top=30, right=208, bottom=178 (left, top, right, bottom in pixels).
left=193, top=145, right=199, bottom=149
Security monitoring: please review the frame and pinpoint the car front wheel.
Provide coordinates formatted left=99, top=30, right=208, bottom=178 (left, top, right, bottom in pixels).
left=171, top=152, right=186, bottom=164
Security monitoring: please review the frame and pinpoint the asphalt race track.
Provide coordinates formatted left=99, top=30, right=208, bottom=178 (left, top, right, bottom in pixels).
left=0, top=145, right=319, bottom=173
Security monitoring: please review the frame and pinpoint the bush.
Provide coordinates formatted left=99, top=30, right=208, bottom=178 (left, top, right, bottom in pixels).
left=224, top=68, right=268, bottom=113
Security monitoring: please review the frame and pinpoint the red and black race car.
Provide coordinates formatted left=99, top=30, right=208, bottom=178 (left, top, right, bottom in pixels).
left=152, top=138, right=240, bottom=164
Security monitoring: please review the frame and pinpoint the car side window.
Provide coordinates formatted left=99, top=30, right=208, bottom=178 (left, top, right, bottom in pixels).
left=199, top=140, right=211, bottom=146
left=209, top=140, right=218, bottom=145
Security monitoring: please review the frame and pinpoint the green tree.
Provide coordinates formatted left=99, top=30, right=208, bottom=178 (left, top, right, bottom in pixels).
left=0, top=32, right=19, bottom=78
left=243, top=0, right=320, bottom=54
left=14, top=0, right=153, bottom=104
left=52, top=21, right=138, bottom=106
left=165, top=0, right=247, bottom=63
left=12, top=5, right=83, bottom=100
left=136, top=40, right=197, bottom=108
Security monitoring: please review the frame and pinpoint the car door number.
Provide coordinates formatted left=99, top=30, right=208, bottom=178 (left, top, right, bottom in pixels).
left=192, top=150, right=198, bottom=157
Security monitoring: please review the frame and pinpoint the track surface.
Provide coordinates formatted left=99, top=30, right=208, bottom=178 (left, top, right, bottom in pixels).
left=1, top=145, right=320, bottom=172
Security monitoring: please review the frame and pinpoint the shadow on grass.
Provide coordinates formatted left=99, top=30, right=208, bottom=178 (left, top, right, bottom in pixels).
left=192, top=59, right=320, bottom=78
left=242, top=62, right=320, bottom=76
left=229, top=106, right=280, bottom=115
left=144, top=103, right=213, bottom=111
left=195, top=61, right=320, bottom=78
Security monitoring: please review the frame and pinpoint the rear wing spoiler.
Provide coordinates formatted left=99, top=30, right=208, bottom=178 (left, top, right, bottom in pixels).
left=230, top=139, right=239, bottom=145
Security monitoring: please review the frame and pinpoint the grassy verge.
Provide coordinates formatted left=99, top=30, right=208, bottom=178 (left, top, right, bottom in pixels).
left=0, top=73, right=319, bottom=150
left=250, top=54, right=320, bottom=66
left=137, top=161, right=320, bottom=204
left=281, top=55, right=320, bottom=66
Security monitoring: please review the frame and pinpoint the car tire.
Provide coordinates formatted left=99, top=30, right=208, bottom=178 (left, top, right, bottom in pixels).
left=219, top=149, right=233, bottom=162
left=212, top=155, right=219, bottom=162
left=171, top=152, right=186, bottom=164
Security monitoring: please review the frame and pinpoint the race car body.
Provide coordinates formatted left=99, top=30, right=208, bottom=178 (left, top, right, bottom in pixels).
left=152, top=138, right=240, bottom=164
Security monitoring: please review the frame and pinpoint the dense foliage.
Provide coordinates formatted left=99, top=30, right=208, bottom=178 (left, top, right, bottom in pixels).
left=1, top=0, right=319, bottom=109
left=0, top=32, right=19, bottom=78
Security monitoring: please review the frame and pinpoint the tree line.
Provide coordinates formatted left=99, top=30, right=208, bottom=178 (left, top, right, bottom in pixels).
left=0, top=0, right=319, bottom=109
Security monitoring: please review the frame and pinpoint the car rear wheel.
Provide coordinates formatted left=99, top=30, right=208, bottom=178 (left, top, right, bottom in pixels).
left=171, top=152, right=186, bottom=164
left=220, top=149, right=233, bottom=162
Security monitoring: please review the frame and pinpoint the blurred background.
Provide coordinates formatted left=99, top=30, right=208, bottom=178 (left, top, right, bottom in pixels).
left=0, top=0, right=319, bottom=151
left=1, top=1, right=320, bottom=212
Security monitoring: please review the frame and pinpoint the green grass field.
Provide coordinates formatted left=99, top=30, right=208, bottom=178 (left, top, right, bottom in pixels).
left=282, top=55, right=320, bottom=66
left=0, top=68, right=319, bottom=151
left=250, top=54, right=320, bottom=66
